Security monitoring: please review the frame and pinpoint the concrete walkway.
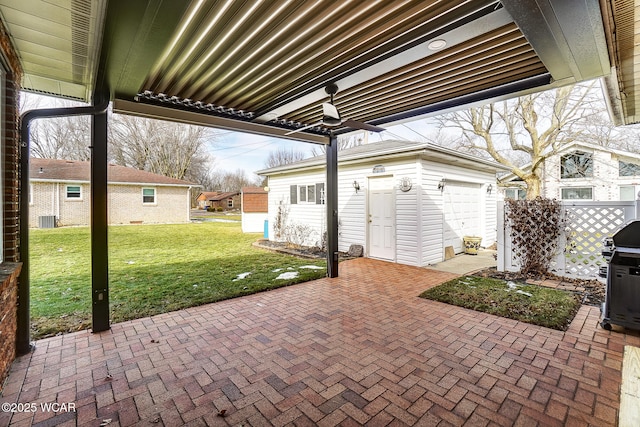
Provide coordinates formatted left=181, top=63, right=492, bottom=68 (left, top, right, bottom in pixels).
left=428, top=249, right=497, bottom=275
left=0, top=258, right=634, bottom=426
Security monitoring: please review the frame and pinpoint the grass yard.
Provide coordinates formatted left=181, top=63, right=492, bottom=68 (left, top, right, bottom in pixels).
left=420, top=276, right=582, bottom=331
left=29, top=222, right=326, bottom=339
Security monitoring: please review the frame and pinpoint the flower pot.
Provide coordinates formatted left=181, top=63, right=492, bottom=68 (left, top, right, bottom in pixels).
left=463, top=236, right=482, bottom=255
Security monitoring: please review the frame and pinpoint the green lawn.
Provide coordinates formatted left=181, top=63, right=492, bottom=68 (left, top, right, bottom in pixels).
left=420, top=276, right=582, bottom=331
left=29, top=222, right=326, bottom=338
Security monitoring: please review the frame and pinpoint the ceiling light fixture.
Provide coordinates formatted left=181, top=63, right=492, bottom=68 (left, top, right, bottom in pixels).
left=428, top=39, right=447, bottom=50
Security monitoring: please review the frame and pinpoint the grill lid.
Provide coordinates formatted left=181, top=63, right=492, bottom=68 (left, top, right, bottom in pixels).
left=613, top=220, right=640, bottom=249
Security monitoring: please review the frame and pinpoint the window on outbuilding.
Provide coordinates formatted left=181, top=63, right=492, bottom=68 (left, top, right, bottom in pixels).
left=561, top=151, right=593, bottom=179
left=291, top=183, right=325, bottom=204
left=227, top=198, right=233, bottom=208
left=142, top=188, right=156, bottom=204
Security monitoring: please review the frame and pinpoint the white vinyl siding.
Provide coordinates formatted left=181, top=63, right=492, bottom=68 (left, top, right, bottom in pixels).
left=267, top=170, right=326, bottom=247
left=419, top=160, right=496, bottom=266
left=265, top=154, right=498, bottom=267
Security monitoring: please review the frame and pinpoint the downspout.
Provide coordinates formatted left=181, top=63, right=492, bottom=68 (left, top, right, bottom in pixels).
left=17, top=99, right=110, bottom=355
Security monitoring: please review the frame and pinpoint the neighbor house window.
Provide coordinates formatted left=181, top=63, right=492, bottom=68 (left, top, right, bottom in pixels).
left=66, top=185, right=82, bottom=199
left=619, top=160, right=640, bottom=177
left=142, top=188, right=156, bottom=204
left=561, top=151, right=593, bottom=179
left=561, top=187, right=593, bottom=200
left=505, top=188, right=527, bottom=200
left=620, top=186, right=638, bottom=201
left=290, top=183, right=325, bottom=204
left=227, top=198, right=233, bottom=208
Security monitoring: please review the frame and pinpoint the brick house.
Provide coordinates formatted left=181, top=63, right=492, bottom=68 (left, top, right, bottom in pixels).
left=196, top=191, right=240, bottom=210
left=30, top=158, right=198, bottom=227
left=241, top=186, right=268, bottom=233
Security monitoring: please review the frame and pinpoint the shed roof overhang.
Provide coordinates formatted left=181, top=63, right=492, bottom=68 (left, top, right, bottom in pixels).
left=0, top=0, right=633, bottom=139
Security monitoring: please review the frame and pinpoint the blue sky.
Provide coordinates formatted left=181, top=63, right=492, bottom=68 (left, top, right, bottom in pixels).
left=210, top=120, right=437, bottom=176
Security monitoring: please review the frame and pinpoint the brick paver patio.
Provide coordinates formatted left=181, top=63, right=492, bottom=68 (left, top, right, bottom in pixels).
left=1, top=258, right=637, bottom=426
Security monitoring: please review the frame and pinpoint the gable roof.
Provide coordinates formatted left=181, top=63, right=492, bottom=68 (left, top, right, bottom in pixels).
left=256, top=140, right=509, bottom=176
left=556, top=141, right=640, bottom=161
left=30, top=158, right=198, bottom=187
left=197, top=191, right=239, bottom=201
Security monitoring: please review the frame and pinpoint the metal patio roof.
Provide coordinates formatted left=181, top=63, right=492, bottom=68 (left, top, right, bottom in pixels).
left=0, top=0, right=636, bottom=142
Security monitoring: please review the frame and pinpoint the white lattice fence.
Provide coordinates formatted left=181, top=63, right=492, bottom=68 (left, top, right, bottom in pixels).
left=560, top=204, right=629, bottom=277
left=498, top=200, right=639, bottom=278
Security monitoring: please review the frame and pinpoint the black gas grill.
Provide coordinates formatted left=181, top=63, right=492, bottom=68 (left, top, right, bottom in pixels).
left=600, top=220, right=640, bottom=331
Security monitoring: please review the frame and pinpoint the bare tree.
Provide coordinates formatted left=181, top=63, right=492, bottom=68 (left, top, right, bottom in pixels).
left=21, top=93, right=217, bottom=182
left=310, top=132, right=367, bottom=156
left=434, top=83, right=605, bottom=198
left=109, top=114, right=215, bottom=180
left=206, top=169, right=261, bottom=192
left=264, top=147, right=307, bottom=168
left=22, top=95, right=92, bottom=160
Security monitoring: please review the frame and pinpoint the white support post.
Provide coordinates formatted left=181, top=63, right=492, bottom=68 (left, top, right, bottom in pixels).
left=497, top=202, right=505, bottom=272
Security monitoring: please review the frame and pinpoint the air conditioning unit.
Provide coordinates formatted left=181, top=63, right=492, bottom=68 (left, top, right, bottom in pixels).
left=38, top=215, right=57, bottom=228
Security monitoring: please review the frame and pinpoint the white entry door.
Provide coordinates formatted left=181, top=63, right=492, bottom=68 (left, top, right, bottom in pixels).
left=368, top=176, right=395, bottom=260
left=443, top=182, right=482, bottom=253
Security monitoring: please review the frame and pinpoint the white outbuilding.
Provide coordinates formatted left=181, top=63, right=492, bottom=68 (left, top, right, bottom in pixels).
left=257, top=140, right=507, bottom=267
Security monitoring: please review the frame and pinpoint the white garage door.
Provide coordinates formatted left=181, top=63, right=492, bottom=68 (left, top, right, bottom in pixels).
left=443, top=182, right=482, bottom=253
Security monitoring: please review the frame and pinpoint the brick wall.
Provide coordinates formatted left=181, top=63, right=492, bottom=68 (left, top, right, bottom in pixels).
left=28, top=183, right=192, bottom=226
left=0, top=264, right=21, bottom=390
left=108, top=184, right=190, bottom=224
left=0, top=19, right=23, bottom=392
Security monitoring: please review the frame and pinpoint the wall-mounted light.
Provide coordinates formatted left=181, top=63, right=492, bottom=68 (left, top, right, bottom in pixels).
left=352, top=180, right=360, bottom=193
left=437, top=178, right=446, bottom=191
left=486, top=184, right=493, bottom=194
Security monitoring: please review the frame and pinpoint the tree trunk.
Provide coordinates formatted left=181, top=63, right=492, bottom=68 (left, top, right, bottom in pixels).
left=524, top=176, right=542, bottom=199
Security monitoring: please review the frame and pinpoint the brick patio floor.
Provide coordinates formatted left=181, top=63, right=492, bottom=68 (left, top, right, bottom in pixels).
left=1, top=258, right=638, bottom=426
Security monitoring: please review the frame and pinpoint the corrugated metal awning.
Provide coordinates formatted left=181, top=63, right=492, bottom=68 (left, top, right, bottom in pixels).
left=1, top=0, right=633, bottom=135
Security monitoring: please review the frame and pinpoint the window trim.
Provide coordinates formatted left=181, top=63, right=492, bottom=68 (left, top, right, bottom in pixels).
left=142, top=187, right=156, bottom=205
